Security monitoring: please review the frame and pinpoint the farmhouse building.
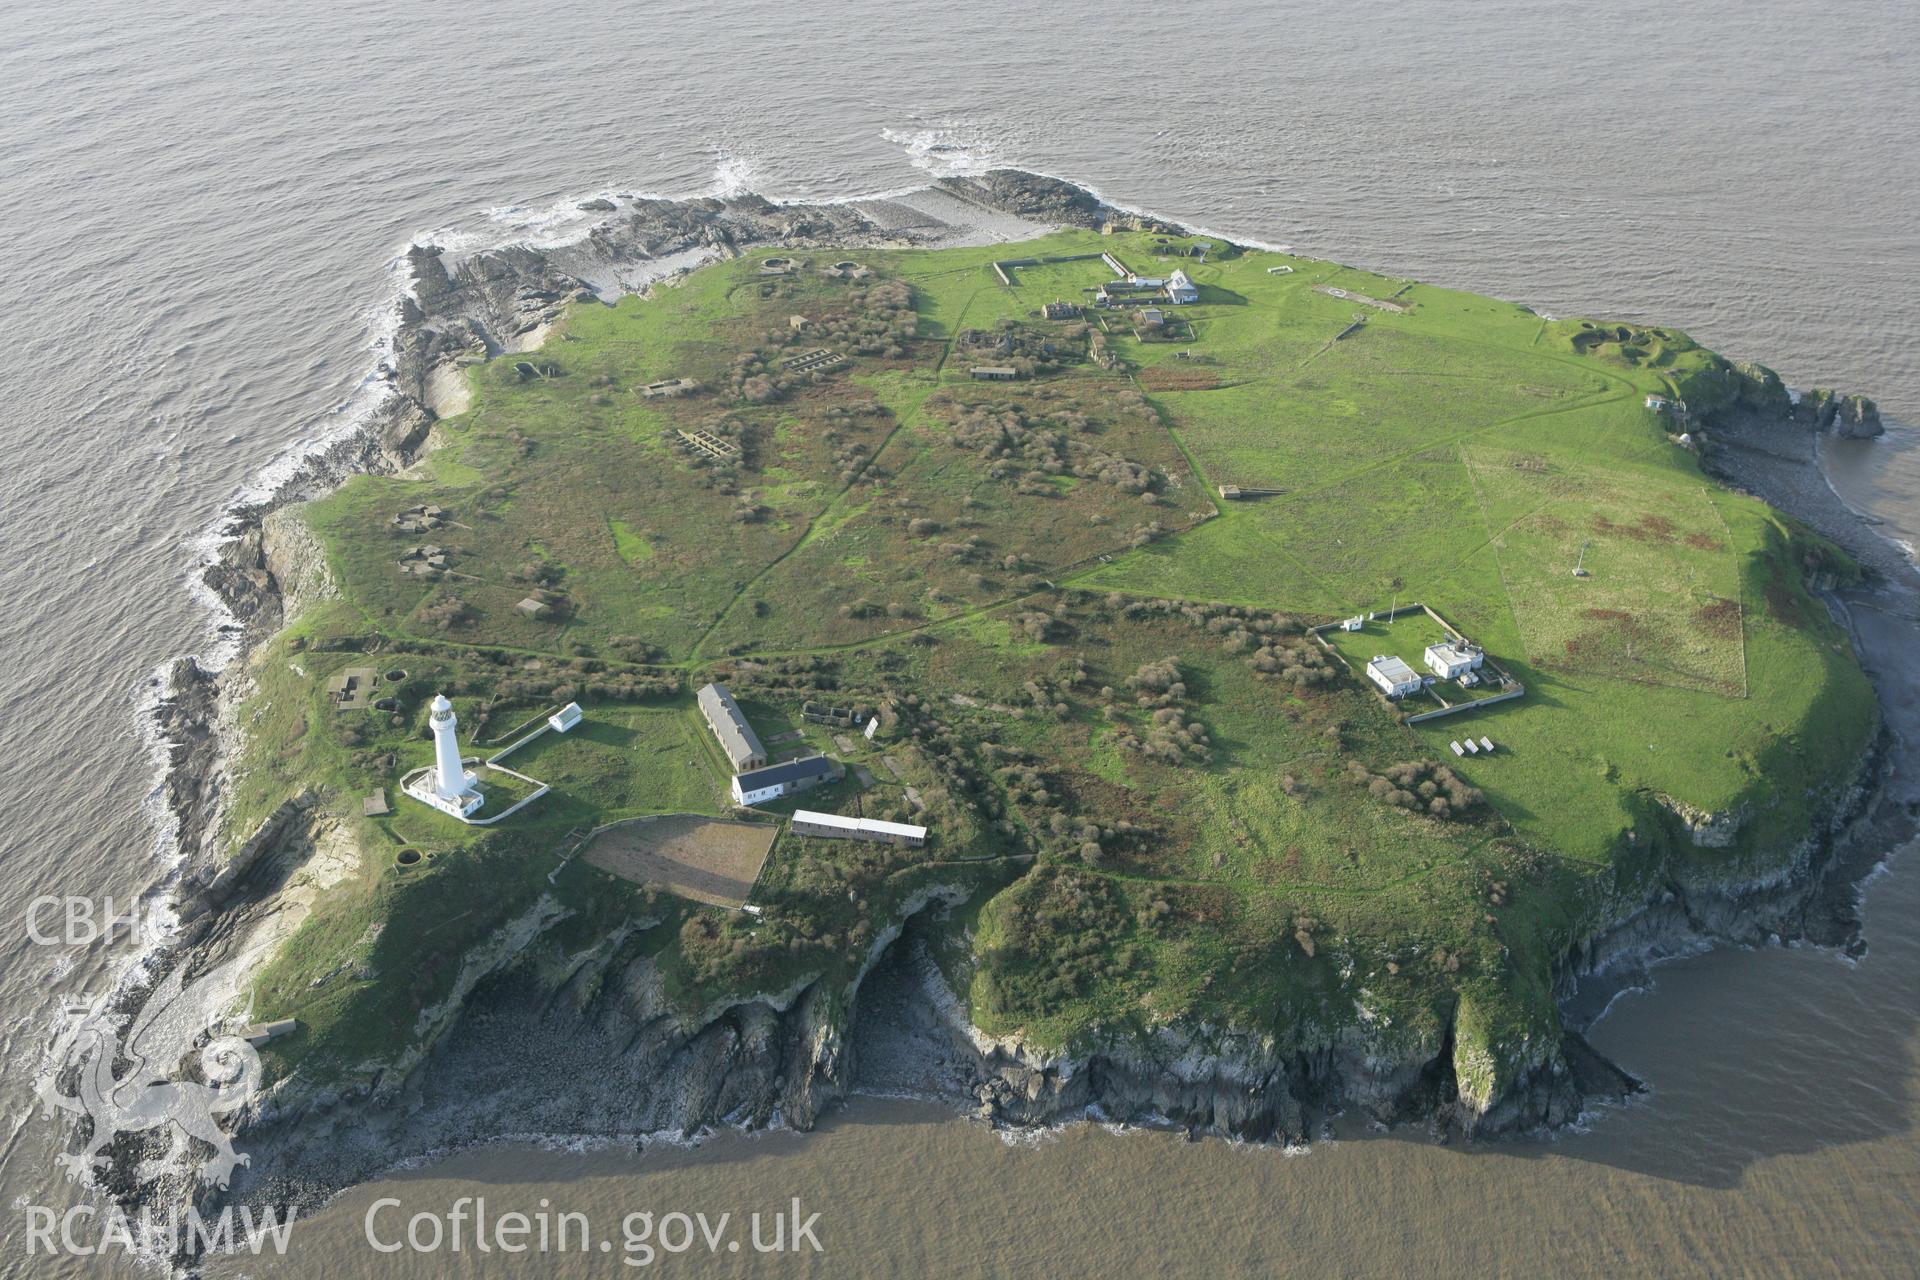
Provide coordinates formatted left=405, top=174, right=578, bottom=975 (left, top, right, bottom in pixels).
left=548, top=702, right=583, bottom=733
left=1165, top=269, right=1199, bottom=304
left=731, top=755, right=841, bottom=806
left=698, top=682, right=767, bottom=771
left=791, top=809, right=927, bottom=847
left=1423, top=642, right=1484, bottom=679
left=1365, top=655, right=1423, bottom=699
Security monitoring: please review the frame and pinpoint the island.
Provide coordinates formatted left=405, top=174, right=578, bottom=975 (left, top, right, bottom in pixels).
left=109, top=173, right=1893, bottom=1223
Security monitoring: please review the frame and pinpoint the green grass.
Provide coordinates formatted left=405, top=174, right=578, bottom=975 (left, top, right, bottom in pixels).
left=504, top=702, right=722, bottom=817
left=222, top=229, right=1880, bottom=1085
left=608, top=518, right=655, bottom=564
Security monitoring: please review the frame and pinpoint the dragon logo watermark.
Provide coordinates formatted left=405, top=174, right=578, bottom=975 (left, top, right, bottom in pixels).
left=38, top=974, right=262, bottom=1191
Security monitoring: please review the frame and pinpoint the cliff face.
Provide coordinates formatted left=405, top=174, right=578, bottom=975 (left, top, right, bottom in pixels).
left=196, top=874, right=972, bottom=1213
left=1680, top=357, right=1883, bottom=441
left=941, top=738, right=1880, bottom=1143
left=942, top=651, right=1892, bottom=1142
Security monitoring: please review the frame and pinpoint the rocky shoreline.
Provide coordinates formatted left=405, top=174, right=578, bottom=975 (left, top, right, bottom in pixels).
left=102, top=172, right=1917, bottom=1239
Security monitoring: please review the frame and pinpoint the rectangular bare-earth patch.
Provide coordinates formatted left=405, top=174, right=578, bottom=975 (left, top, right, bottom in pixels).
left=581, top=814, right=779, bottom=907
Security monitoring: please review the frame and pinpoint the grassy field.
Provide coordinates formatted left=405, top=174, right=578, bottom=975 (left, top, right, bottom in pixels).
left=222, top=229, right=1879, bottom=1087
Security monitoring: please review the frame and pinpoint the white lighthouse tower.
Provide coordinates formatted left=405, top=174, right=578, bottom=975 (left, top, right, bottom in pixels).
left=429, top=695, right=472, bottom=800
left=406, top=693, right=482, bottom=817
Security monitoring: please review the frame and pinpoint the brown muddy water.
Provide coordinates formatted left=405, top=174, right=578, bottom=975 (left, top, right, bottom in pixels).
left=3, top=1, right=1918, bottom=1275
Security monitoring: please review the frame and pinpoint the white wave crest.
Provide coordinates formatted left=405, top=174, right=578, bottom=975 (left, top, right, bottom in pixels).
left=881, top=126, right=1004, bottom=179
left=707, top=152, right=756, bottom=198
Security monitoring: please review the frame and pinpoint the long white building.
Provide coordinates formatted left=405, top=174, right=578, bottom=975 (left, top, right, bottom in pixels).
left=791, top=809, right=927, bottom=847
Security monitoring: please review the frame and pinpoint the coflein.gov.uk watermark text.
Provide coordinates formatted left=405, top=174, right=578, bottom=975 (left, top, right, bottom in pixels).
left=365, top=1196, right=824, bottom=1266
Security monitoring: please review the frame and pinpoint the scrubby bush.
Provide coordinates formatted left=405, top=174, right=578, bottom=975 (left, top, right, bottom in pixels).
left=1349, top=759, right=1485, bottom=820
left=982, top=865, right=1138, bottom=1017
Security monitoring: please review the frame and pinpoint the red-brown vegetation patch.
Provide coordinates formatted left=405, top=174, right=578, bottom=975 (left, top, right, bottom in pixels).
left=1593, top=513, right=1682, bottom=543
left=1695, top=597, right=1742, bottom=639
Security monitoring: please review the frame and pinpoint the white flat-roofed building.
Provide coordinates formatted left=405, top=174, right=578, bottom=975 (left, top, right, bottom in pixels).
left=1365, top=655, right=1423, bottom=699
left=1424, top=641, right=1485, bottom=679
left=790, top=809, right=927, bottom=847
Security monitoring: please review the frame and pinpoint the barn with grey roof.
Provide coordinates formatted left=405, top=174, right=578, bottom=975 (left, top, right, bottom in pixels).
left=697, top=682, right=767, bottom=771
left=731, top=755, right=841, bottom=806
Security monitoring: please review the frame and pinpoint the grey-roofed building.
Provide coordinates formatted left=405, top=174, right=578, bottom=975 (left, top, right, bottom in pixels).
left=731, top=755, right=841, bottom=806
left=698, top=682, right=767, bottom=771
